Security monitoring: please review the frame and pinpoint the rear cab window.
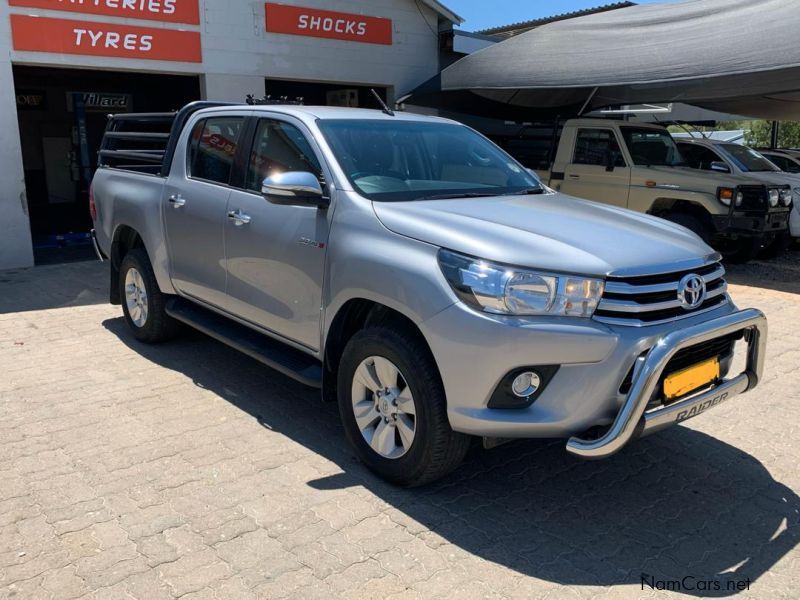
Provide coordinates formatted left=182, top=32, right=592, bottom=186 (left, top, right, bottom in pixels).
left=187, top=117, right=244, bottom=185
left=573, top=129, right=626, bottom=167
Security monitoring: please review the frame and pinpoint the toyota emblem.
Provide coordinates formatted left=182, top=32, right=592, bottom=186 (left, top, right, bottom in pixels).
left=677, top=273, right=707, bottom=310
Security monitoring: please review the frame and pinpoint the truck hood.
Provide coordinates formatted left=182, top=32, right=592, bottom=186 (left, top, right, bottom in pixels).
left=644, top=166, right=768, bottom=188
left=735, top=171, right=800, bottom=187
left=372, top=192, right=716, bottom=277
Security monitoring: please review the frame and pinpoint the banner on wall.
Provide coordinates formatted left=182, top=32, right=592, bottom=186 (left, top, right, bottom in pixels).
left=265, top=3, right=393, bottom=45
left=8, top=0, right=200, bottom=24
left=10, top=15, right=203, bottom=62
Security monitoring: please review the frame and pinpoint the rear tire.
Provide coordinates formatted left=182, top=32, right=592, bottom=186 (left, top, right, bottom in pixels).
left=337, top=325, right=470, bottom=487
left=119, top=248, right=180, bottom=343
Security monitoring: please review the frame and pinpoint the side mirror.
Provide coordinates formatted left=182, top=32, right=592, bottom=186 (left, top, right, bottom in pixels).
left=709, top=161, right=731, bottom=174
left=262, top=171, right=328, bottom=208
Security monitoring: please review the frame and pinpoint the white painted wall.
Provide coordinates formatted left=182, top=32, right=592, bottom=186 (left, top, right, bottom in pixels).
left=0, top=0, right=447, bottom=268
left=0, top=37, right=34, bottom=269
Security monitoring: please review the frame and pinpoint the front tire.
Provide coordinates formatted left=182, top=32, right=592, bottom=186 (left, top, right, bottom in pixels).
left=758, top=231, right=790, bottom=259
left=119, top=248, right=179, bottom=343
left=663, top=212, right=711, bottom=243
left=337, top=325, right=470, bottom=487
left=722, top=237, right=762, bottom=264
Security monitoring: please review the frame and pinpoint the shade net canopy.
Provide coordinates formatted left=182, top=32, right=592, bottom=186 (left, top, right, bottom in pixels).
left=422, top=0, right=800, bottom=120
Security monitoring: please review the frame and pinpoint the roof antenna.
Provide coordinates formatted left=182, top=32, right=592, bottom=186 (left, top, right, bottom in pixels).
left=370, top=89, right=394, bottom=116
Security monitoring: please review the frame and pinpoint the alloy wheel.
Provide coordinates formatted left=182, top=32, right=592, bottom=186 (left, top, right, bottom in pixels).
left=351, top=355, right=417, bottom=459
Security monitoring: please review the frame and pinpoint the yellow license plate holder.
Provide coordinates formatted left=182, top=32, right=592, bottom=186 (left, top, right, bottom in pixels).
left=663, top=357, right=720, bottom=400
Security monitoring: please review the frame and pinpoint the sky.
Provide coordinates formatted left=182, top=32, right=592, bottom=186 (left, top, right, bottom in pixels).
left=447, top=0, right=684, bottom=32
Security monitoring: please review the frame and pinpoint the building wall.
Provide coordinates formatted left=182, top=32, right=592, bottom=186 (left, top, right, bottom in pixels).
left=0, top=0, right=446, bottom=268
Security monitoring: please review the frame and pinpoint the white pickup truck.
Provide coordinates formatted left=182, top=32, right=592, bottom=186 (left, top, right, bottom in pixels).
left=495, top=118, right=792, bottom=263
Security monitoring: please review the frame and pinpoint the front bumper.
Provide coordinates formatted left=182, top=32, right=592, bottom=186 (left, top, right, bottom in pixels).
left=422, top=301, right=766, bottom=458
left=712, top=208, right=789, bottom=238
left=567, top=308, right=766, bottom=459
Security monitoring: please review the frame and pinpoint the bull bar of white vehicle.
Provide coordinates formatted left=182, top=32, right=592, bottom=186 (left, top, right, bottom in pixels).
left=567, top=308, right=767, bottom=459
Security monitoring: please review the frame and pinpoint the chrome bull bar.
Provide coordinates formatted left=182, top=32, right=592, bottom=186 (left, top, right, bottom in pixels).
left=567, top=308, right=767, bottom=459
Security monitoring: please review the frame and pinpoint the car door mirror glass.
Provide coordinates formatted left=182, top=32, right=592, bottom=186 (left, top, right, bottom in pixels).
left=710, top=161, right=730, bottom=173
left=262, top=171, right=326, bottom=207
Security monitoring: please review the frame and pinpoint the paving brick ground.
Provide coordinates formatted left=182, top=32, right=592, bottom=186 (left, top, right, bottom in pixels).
left=0, top=257, right=798, bottom=599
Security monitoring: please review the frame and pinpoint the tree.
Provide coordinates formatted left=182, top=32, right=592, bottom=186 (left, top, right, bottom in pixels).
left=744, top=121, right=800, bottom=148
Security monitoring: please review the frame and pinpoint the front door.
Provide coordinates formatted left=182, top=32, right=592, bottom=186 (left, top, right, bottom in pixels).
left=559, top=128, right=631, bottom=208
left=164, top=115, right=245, bottom=309
left=224, top=116, right=330, bottom=350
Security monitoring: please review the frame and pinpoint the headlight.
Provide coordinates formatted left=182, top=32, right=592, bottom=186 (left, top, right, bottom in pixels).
left=768, top=188, right=780, bottom=207
left=718, top=187, right=734, bottom=206
left=781, top=188, right=794, bottom=206
left=438, top=249, right=604, bottom=317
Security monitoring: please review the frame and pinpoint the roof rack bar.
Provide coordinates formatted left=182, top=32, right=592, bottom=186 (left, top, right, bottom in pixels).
left=99, top=150, right=165, bottom=163
left=103, top=132, right=171, bottom=141
left=107, top=112, right=177, bottom=121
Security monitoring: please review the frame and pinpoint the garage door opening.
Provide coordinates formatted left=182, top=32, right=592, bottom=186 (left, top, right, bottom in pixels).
left=13, top=66, right=201, bottom=265
left=264, top=78, right=388, bottom=109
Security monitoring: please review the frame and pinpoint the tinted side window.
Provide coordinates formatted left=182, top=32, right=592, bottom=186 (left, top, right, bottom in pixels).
left=766, top=154, right=800, bottom=173
left=678, top=144, right=722, bottom=170
left=246, top=119, right=322, bottom=192
left=189, top=117, right=243, bottom=185
left=573, top=129, right=625, bottom=167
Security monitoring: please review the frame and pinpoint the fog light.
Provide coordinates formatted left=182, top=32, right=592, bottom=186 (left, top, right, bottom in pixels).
left=511, top=371, right=541, bottom=397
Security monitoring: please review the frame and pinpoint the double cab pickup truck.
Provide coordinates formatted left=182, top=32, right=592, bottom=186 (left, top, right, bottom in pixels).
left=91, top=102, right=767, bottom=486
left=498, top=118, right=791, bottom=263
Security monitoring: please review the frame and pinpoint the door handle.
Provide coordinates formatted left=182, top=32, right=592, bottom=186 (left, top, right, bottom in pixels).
left=227, top=210, right=252, bottom=226
left=168, top=194, right=186, bottom=207
left=568, top=174, right=581, bottom=180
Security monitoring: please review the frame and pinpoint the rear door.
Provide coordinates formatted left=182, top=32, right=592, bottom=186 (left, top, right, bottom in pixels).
left=163, top=114, right=245, bottom=309
left=223, top=115, right=331, bottom=351
left=559, top=128, right=631, bottom=207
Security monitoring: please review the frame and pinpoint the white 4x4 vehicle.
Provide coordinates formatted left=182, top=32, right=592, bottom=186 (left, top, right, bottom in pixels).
left=676, top=138, right=799, bottom=254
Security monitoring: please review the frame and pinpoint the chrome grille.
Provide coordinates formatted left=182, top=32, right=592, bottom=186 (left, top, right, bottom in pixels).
left=594, top=262, right=728, bottom=327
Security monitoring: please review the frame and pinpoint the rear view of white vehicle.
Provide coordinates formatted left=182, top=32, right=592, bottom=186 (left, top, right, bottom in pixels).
left=91, top=101, right=768, bottom=486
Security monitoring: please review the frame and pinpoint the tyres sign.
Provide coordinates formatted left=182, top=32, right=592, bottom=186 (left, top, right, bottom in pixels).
left=10, top=15, right=202, bottom=62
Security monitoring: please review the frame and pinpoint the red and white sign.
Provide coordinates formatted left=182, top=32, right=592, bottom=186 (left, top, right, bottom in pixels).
left=265, top=3, right=392, bottom=46
left=11, top=15, right=202, bottom=62
left=8, top=0, right=200, bottom=25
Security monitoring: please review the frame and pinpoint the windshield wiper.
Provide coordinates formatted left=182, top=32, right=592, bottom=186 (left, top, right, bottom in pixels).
left=417, top=192, right=498, bottom=200
left=503, top=187, right=545, bottom=196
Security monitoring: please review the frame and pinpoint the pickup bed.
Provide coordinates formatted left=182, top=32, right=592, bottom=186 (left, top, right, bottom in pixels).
left=91, top=101, right=768, bottom=486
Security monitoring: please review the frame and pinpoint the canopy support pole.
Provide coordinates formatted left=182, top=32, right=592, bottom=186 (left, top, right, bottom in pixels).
left=578, top=87, right=599, bottom=116
left=770, top=121, right=780, bottom=149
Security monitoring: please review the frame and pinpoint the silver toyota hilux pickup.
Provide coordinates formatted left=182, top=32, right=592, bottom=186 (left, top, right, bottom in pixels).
left=91, top=101, right=767, bottom=486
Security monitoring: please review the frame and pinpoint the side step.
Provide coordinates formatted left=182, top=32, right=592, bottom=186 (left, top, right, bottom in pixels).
left=165, top=298, right=322, bottom=388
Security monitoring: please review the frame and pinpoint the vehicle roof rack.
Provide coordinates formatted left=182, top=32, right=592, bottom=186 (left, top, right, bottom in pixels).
left=246, top=94, right=305, bottom=105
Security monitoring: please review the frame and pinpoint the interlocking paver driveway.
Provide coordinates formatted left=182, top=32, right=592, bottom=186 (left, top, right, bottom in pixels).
left=0, top=258, right=798, bottom=599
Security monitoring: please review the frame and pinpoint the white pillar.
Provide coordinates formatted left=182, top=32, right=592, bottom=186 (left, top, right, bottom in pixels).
left=0, top=58, right=34, bottom=270
left=202, top=74, right=265, bottom=103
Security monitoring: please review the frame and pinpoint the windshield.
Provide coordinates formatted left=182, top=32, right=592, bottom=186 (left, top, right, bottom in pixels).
left=718, top=144, right=780, bottom=173
left=317, top=119, right=542, bottom=201
left=620, top=127, right=686, bottom=167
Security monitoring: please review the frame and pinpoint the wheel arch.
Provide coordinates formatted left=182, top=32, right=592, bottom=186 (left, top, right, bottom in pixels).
left=109, top=225, right=146, bottom=305
left=648, top=198, right=715, bottom=228
left=322, top=298, right=437, bottom=403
